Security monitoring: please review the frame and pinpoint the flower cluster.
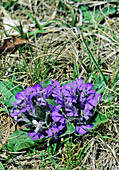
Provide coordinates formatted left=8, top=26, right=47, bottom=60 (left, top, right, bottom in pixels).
left=10, top=79, right=102, bottom=140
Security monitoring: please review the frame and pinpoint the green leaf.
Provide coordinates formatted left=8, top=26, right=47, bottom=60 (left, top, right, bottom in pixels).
left=0, top=107, right=7, bottom=112
left=93, top=75, right=107, bottom=94
left=91, top=112, right=107, bottom=129
left=0, top=80, right=23, bottom=109
left=81, top=5, right=116, bottom=23
left=94, top=6, right=116, bottom=23
left=41, top=78, right=51, bottom=88
left=83, top=10, right=93, bottom=23
left=9, top=129, right=35, bottom=152
left=60, top=123, right=75, bottom=137
left=52, top=143, right=57, bottom=155
left=101, top=6, right=116, bottom=17
left=5, top=24, right=21, bottom=34
left=96, top=131, right=119, bottom=143
left=9, top=129, right=28, bottom=145
left=13, top=137, right=35, bottom=152
left=6, top=143, right=14, bottom=151
left=80, top=6, right=88, bottom=11
left=46, top=99, right=56, bottom=107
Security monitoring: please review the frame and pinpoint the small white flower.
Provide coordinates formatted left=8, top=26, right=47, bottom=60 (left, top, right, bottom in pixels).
left=35, top=126, right=40, bottom=133
left=32, top=120, right=38, bottom=125
left=14, top=116, right=18, bottom=120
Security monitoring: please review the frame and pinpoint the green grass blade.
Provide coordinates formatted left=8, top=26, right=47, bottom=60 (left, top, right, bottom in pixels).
left=3, top=0, right=12, bottom=9
left=28, top=30, right=48, bottom=40
left=72, top=58, right=79, bottom=79
left=97, top=131, right=119, bottom=142
left=81, top=32, right=110, bottom=87
left=20, top=5, right=43, bottom=30
left=76, top=141, right=91, bottom=167
left=77, top=140, right=90, bottom=160
left=70, top=6, right=75, bottom=27
left=5, top=23, right=47, bottom=38
left=3, top=0, right=18, bottom=10
left=42, top=20, right=57, bottom=27
left=111, top=57, right=119, bottom=87
left=43, top=42, right=68, bottom=79
left=0, top=162, right=5, bottom=170
left=4, top=24, right=20, bottom=34
left=18, top=19, right=26, bottom=38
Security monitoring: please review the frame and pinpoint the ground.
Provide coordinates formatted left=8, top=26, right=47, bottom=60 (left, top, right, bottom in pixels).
left=0, top=0, right=119, bottom=169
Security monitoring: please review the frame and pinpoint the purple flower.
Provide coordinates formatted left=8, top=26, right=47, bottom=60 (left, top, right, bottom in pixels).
left=11, top=87, right=34, bottom=118
left=51, top=78, right=102, bottom=135
left=10, top=80, right=67, bottom=140
left=10, top=78, right=102, bottom=140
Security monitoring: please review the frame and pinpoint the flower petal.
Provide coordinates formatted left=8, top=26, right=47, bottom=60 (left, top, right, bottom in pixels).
left=75, top=124, right=93, bottom=134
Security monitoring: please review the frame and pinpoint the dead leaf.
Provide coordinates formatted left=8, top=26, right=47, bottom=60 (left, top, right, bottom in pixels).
left=0, top=37, right=29, bottom=55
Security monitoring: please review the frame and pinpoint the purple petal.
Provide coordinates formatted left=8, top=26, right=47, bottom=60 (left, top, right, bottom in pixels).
left=28, top=132, right=39, bottom=140
left=72, top=80, right=77, bottom=93
left=75, top=124, right=93, bottom=134
left=10, top=107, right=31, bottom=117
left=10, top=109, right=20, bottom=117
left=82, top=83, right=86, bottom=89
left=86, top=83, right=93, bottom=91
left=96, top=93, right=102, bottom=101
left=59, top=118, right=66, bottom=125
left=33, top=84, right=42, bottom=92
left=67, top=111, right=75, bottom=116
left=28, top=132, right=38, bottom=137
left=53, top=80, right=61, bottom=88
left=83, top=109, right=92, bottom=118
left=52, top=111, right=63, bottom=122
left=84, top=103, right=93, bottom=110
left=39, top=134, right=45, bottom=139
left=13, top=100, right=22, bottom=106
left=56, top=96, right=64, bottom=106
left=58, top=123, right=65, bottom=131
left=15, top=91, right=25, bottom=100
left=25, top=87, right=34, bottom=97
left=87, top=89, right=95, bottom=94
left=63, top=83, right=72, bottom=91
left=45, top=84, right=53, bottom=96
left=88, top=98, right=98, bottom=106
left=87, top=94, right=95, bottom=100
left=55, top=105, right=62, bottom=110
left=76, top=79, right=83, bottom=88
left=45, top=129, right=53, bottom=137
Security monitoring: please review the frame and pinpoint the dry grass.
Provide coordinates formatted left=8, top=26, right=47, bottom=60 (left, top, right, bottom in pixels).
left=0, top=0, right=119, bottom=169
